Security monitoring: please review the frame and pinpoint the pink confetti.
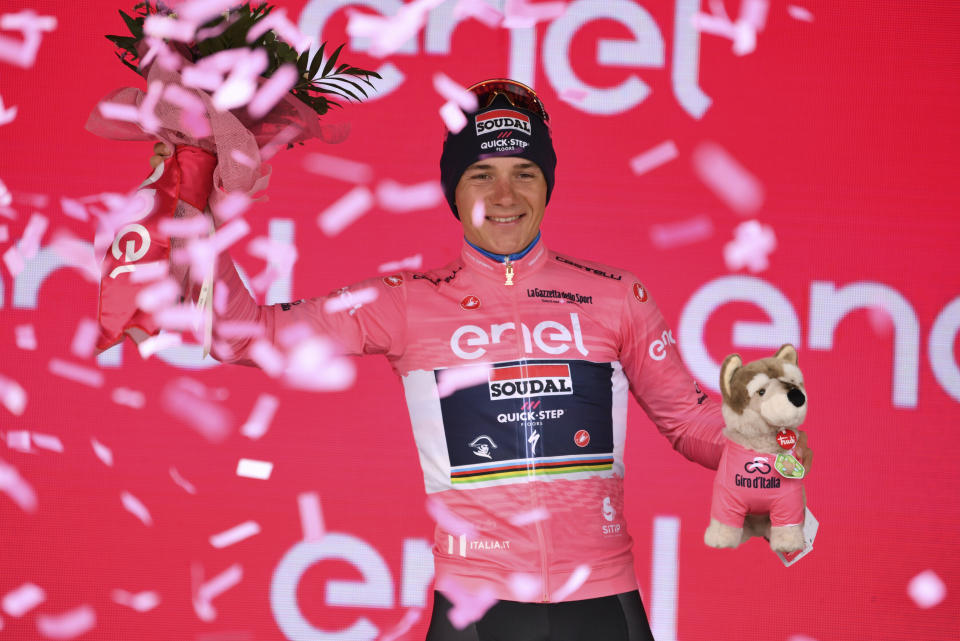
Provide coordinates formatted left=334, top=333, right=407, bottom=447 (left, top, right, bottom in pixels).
left=211, top=192, right=252, bottom=223
left=503, top=0, right=566, bottom=29
left=692, top=5, right=758, bottom=56
left=181, top=65, right=223, bottom=92
left=49, top=234, right=100, bottom=282
left=0, top=457, right=37, bottom=512
left=0, top=178, right=10, bottom=206
left=6, top=430, right=31, bottom=452
left=379, top=608, right=423, bottom=641
left=213, top=49, right=267, bottom=111
left=112, top=387, right=146, bottom=409
left=437, top=363, right=492, bottom=398
left=787, top=5, right=814, bottom=22
left=245, top=7, right=312, bottom=52
left=230, top=150, right=257, bottom=169
left=551, top=564, right=591, bottom=601
left=143, top=14, right=197, bottom=42
left=121, top=491, right=153, bottom=526
left=470, top=201, right=486, bottom=228
left=11, top=191, right=47, bottom=208
left=437, top=576, right=498, bottom=630
left=136, top=278, right=181, bottom=313
left=739, top=0, right=769, bottom=31
left=433, top=73, right=478, bottom=112
left=318, top=186, right=374, bottom=236
left=0, top=374, right=27, bottom=415
left=49, top=358, right=104, bottom=388
left=70, top=318, right=99, bottom=359
left=302, top=152, right=374, bottom=184
left=111, top=589, right=160, bottom=613
left=249, top=340, right=285, bottom=377
left=298, top=491, right=325, bottom=541
left=507, top=573, right=542, bottom=601
left=259, top=124, right=303, bottom=161
left=162, top=84, right=212, bottom=137
left=426, top=497, right=478, bottom=537
left=97, top=101, right=140, bottom=123
left=154, top=304, right=204, bottom=331
left=36, top=605, right=96, bottom=640
left=161, top=377, right=232, bottom=442
left=16, top=212, right=47, bottom=259
left=193, top=563, right=243, bottom=622
left=91, top=438, right=113, bottom=467
left=376, top=179, right=445, bottom=212
left=453, top=0, right=505, bottom=28
left=139, top=36, right=181, bottom=72
left=692, top=142, right=765, bottom=214
left=649, top=215, right=715, bottom=249
left=236, top=458, right=272, bottom=479
left=59, top=197, right=88, bottom=221
left=3, top=245, right=24, bottom=277
left=209, top=520, right=261, bottom=548
left=786, top=636, right=818, bottom=641
left=31, top=432, right=63, bottom=453
left=0, top=94, right=17, bottom=125
left=216, top=321, right=265, bottom=340
left=908, top=569, right=946, bottom=608
left=346, top=0, right=442, bottom=58
left=178, top=0, right=239, bottom=24
left=508, top=507, right=550, bottom=526
left=213, top=279, right=228, bottom=315
left=248, top=63, right=298, bottom=119
left=558, top=88, right=588, bottom=103
left=378, top=253, right=422, bottom=273
left=2, top=582, right=45, bottom=617
left=139, top=80, right=164, bottom=133
left=0, top=10, right=57, bottom=68
left=439, top=100, right=468, bottom=134
left=630, top=140, right=679, bottom=176
left=284, top=338, right=356, bottom=391
left=137, top=332, right=183, bottom=359
left=240, top=394, right=278, bottom=440
left=724, top=219, right=777, bottom=272
left=169, top=467, right=197, bottom=495
left=128, top=260, right=169, bottom=283
left=14, top=324, right=36, bottom=350
left=867, top=304, right=895, bottom=337
left=323, top=286, right=379, bottom=314
left=0, top=224, right=7, bottom=242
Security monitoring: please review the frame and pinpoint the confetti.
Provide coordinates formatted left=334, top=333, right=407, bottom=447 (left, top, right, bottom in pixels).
left=508, top=507, right=550, bottom=526
left=138, top=332, right=183, bottom=359
left=128, top=260, right=169, bottom=283
left=692, top=2, right=759, bottom=56
left=7, top=430, right=31, bottom=452
left=470, top=200, right=486, bottom=228
left=439, top=100, right=468, bottom=134
left=433, top=73, right=478, bottom=112
left=169, top=467, right=197, bottom=495
left=230, top=150, right=257, bottom=169
left=15, top=212, right=47, bottom=260
left=236, top=458, right=273, bottom=480
left=437, top=576, right=498, bottom=630
left=136, top=279, right=181, bottom=314
left=31, top=432, right=63, bottom=453
left=323, top=286, right=379, bottom=314
left=0, top=94, right=16, bottom=126
left=91, top=438, right=114, bottom=467
left=629, top=140, right=679, bottom=176
left=908, top=570, right=946, bottom=608
left=211, top=191, right=251, bottom=222
left=178, top=0, right=240, bottom=23
left=302, top=152, right=373, bottom=184
left=213, top=49, right=268, bottom=111
left=787, top=5, right=814, bottom=22
left=692, top=142, right=764, bottom=214
left=121, top=491, right=153, bottom=526
left=209, top=520, right=261, bottom=549
left=378, top=253, right=422, bottom=273
left=259, top=124, right=303, bottom=161
left=284, top=338, right=356, bottom=391
left=0, top=224, right=7, bottom=242
left=2, top=582, right=45, bottom=617
left=70, top=318, right=99, bottom=359
left=0, top=178, right=10, bottom=207
left=216, top=321, right=265, bottom=340
left=551, top=564, right=591, bottom=601
left=0, top=10, right=57, bottom=68
left=318, top=186, right=374, bottom=236
left=49, top=234, right=100, bottom=282
left=786, top=636, right=819, bottom=641
left=158, top=214, right=212, bottom=239
left=507, top=573, right=542, bottom=601
left=14, top=324, right=36, bottom=350
left=240, top=394, right=278, bottom=440
left=277, top=322, right=313, bottom=348
left=724, top=219, right=777, bottom=272
left=453, top=0, right=504, bottom=28
left=143, top=14, right=198, bottom=42
left=0, top=374, right=27, bottom=415
left=379, top=608, right=423, bottom=641
left=297, top=491, right=325, bottom=541
left=436, top=364, right=492, bottom=398
left=249, top=340, right=285, bottom=377
left=739, top=0, right=769, bottom=31
left=244, top=7, right=311, bottom=52
left=59, top=196, right=88, bottom=221
left=161, top=378, right=232, bottom=442
left=111, top=589, right=160, bottom=613
left=49, top=358, right=104, bottom=388
left=0, top=457, right=38, bottom=512
left=346, top=0, right=443, bottom=58
left=154, top=304, right=204, bottom=332
left=376, top=179, right=445, bottom=213
left=3, top=245, right=24, bottom=277
left=36, top=604, right=96, bottom=640
left=558, top=88, right=588, bottom=103
left=426, top=497, right=478, bottom=537
left=248, top=63, right=298, bottom=119
left=503, top=0, right=566, bottom=29
left=193, top=563, right=243, bottom=622
left=649, top=215, right=715, bottom=249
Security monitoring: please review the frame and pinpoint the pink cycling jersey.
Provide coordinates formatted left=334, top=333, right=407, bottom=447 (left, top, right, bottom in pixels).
left=213, top=235, right=725, bottom=602
left=710, top=439, right=805, bottom=528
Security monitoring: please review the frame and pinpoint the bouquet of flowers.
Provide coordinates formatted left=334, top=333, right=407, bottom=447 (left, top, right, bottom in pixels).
left=86, top=1, right=378, bottom=354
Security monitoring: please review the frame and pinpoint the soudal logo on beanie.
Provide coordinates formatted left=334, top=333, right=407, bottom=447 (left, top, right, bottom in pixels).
left=475, top=109, right=531, bottom=136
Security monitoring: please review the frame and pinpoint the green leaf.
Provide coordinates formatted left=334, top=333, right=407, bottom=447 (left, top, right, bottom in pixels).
left=308, top=42, right=326, bottom=80
left=321, top=43, right=344, bottom=77
left=114, top=50, right=142, bottom=76
left=118, top=10, right=142, bottom=39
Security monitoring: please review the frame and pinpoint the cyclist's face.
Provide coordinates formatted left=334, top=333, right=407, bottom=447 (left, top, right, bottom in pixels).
left=455, top=157, right=547, bottom=255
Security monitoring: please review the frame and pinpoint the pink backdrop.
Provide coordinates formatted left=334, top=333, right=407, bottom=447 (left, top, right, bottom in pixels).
left=1, top=1, right=958, bottom=639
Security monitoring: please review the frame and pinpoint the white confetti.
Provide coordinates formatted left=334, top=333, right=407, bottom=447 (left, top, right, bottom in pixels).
left=376, top=179, right=445, bottom=212
left=70, top=318, right=99, bottom=359
left=302, top=152, right=373, bottom=184
left=31, top=432, right=63, bottom=453
left=508, top=507, right=550, bottom=526
left=6, top=430, right=30, bottom=452
left=121, top=491, right=153, bottom=526
left=2, top=582, right=45, bottom=617
left=0, top=375, right=27, bottom=415
left=111, top=589, right=160, bottom=613
left=908, top=569, right=946, bottom=609
left=209, top=520, right=261, bottom=548
left=433, top=72, right=478, bottom=112
left=91, top=439, right=113, bottom=467
left=240, top=394, right=279, bottom=440
left=629, top=140, right=679, bottom=176
left=692, top=142, right=765, bottom=214
left=169, top=467, right=197, bottom=495
left=649, top=215, right=714, bottom=249
left=507, top=573, right=542, bottom=601
left=787, top=5, right=814, bottom=22
left=470, top=200, right=486, bottom=228
left=318, top=186, right=374, bottom=236
left=36, top=604, right=96, bottom=640
left=378, top=254, right=422, bottom=273
left=48, top=358, right=104, bottom=388
left=298, top=491, right=325, bottom=542
left=112, top=387, right=146, bottom=409
left=551, top=564, right=591, bottom=601
left=437, top=364, right=492, bottom=398
left=0, top=458, right=37, bottom=512
left=0, top=94, right=16, bottom=126
left=137, top=332, right=183, bottom=359
left=323, top=286, right=379, bottom=314
left=439, top=100, right=468, bottom=134
left=193, top=563, right=243, bottom=622
left=724, top=219, right=777, bottom=272
left=14, top=324, right=36, bottom=350
left=236, top=458, right=272, bottom=480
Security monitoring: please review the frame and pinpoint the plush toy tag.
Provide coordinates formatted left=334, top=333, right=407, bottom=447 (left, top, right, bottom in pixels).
left=775, top=452, right=805, bottom=478
left=776, top=429, right=798, bottom=449
left=776, top=507, right=819, bottom=567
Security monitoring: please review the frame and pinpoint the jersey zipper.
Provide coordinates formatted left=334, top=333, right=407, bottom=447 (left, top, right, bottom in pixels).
left=504, top=262, right=550, bottom=601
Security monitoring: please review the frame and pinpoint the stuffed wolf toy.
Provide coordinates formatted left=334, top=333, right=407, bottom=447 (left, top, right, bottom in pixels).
left=705, top=344, right=808, bottom=553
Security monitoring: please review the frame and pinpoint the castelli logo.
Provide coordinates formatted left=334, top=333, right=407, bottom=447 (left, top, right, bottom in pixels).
left=633, top=282, right=648, bottom=303
left=383, top=274, right=403, bottom=287
left=460, top=295, right=481, bottom=310
left=574, top=430, right=590, bottom=447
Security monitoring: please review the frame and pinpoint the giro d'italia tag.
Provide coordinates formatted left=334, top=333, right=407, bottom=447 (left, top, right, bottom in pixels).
left=775, top=452, right=805, bottom=479
left=776, top=429, right=798, bottom=449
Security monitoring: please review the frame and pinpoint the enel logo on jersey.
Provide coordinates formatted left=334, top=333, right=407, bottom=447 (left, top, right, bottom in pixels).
left=488, top=363, right=573, bottom=400
left=450, top=313, right=589, bottom=360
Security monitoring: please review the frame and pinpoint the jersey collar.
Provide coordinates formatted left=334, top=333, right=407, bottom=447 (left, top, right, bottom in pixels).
left=460, top=233, right=549, bottom=283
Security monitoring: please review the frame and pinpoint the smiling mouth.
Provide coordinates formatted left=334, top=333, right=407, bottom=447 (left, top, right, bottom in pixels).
left=486, top=214, right=525, bottom=224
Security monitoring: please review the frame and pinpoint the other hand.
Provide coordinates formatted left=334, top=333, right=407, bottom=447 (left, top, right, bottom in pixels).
left=149, top=141, right=173, bottom=169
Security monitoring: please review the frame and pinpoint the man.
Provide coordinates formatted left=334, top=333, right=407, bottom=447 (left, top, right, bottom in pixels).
left=153, top=79, right=809, bottom=641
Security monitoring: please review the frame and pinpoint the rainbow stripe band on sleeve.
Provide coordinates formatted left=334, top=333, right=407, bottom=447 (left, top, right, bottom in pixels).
left=450, top=454, right=614, bottom=484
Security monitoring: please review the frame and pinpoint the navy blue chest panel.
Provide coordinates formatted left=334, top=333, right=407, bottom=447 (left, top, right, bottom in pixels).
left=435, top=359, right=614, bottom=485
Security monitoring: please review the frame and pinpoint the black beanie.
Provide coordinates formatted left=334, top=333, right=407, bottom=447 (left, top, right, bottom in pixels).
left=440, top=94, right=557, bottom=219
